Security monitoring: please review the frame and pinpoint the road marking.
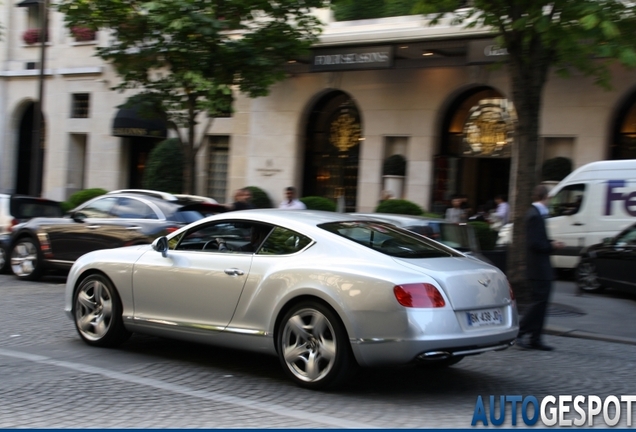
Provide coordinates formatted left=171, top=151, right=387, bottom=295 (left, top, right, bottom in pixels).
left=0, top=347, right=376, bottom=429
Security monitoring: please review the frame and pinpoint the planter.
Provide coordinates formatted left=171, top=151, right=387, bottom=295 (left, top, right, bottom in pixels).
left=23, top=29, right=45, bottom=45
left=383, top=175, right=405, bottom=199
left=71, top=26, right=96, bottom=42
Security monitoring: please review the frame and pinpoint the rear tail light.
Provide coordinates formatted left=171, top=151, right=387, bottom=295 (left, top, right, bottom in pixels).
left=508, top=281, right=515, bottom=301
left=393, top=283, right=446, bottom=308
left=9, top=218, right=19, bottom=232
left=165, top=226, right=179, bottom=234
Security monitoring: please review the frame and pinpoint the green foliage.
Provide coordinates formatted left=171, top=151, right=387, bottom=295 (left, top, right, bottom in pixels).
left=468, top=221, right=499, bottom=251
left=382, top=154, right=407, bottom=176
left=541, top=157, right=572, bottom=182
left=142, top=138, right=184, bottom=193
left=245, top=186, right=273, bottom=209
left=57, top=0, right=327, bottom=192
left=300, top=196, right=337, bottom=211
left=375, top=199, right=423, bottom=215
left=63, top=188, right=108, bottom=213
left=332, top=0, right=419, bottom=21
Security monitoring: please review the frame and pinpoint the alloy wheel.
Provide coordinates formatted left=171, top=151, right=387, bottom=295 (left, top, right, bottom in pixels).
left=75, top=277, right=115, bottom=342
left=577, top=260, right=603, bottom=293
left=280, top=308, right=337, bottom=384
left=11, top=238, right=40, bottom=279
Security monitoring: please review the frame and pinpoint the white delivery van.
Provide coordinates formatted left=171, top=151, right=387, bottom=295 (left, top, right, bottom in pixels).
left=547, top=159, right=636, bottom=269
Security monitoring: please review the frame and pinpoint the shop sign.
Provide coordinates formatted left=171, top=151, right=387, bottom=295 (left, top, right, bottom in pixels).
left=467, top=39, right=509, bottom=64
left=311, top=46, right=393, bottom=72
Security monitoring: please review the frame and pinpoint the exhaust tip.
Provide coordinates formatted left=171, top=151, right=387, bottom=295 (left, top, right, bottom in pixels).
left=417, top=351, right=452, bottom=361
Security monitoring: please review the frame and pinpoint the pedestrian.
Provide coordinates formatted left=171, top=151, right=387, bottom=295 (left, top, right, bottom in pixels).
left=492, top=194, right=510, bottom=226
left=230, top=188, right=254, bottom=211
left=445, top=196, right=465, bottom=223
left=279, top=186, right=306, bottom=209
left=516, top=184, right=564, bottom=351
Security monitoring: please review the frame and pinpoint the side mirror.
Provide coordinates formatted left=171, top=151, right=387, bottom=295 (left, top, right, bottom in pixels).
left=602, top=237, right=613, bottom=246
left=152, top=236, right=169, bottom=258
left=71, top=212, right=86, bottom=223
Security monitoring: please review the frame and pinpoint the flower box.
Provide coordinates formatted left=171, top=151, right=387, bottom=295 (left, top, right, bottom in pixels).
left=23, top=28, right=46, bottom=45
left=71, top=26, right=96, bottom=42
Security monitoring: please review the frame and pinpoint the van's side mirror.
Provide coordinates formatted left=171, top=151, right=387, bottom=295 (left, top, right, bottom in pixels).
left=152, top=236, right=169, bottom=258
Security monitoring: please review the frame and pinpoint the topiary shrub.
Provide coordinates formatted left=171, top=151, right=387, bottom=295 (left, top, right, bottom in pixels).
left=62, top=188, right=108, bottom=213
left=375, top=199, right=423, bottom=215
left=468, top=221, right=499, bottom=251
left=382, top=154, right=407, bottom=176
left=541, top=157, right=572, bottom=182
left=143, top=138, right=184, bottom=193
left=300, top=196, right=337, bottom=212
left=245, top=186, right=273, bottom=208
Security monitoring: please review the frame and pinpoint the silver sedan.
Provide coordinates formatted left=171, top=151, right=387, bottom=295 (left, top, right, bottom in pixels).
left=64, top=209, right=518, bottom=389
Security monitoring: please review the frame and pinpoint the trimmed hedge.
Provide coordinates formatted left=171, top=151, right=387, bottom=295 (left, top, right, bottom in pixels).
left=541, top=157, right=572, bottom=182
left=245, top=186, right=273, bottom=208
left=375, top=199, right=423, bottom=215
left=143, top=138, right=184, bottom=193
left=300, top=196, right=337, bottom=211
left=468, top=221, right=499, bottom=251
left=62, top=188, right=108, bottom=213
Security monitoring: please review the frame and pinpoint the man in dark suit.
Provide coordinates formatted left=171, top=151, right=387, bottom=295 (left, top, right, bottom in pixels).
left=516, top=185, right=564, bottom=351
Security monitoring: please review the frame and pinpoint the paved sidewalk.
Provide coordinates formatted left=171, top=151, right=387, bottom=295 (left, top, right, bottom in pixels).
left=543, top=280, right=636, bottom=345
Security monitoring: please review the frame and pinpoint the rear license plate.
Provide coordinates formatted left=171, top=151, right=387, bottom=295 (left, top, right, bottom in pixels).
left=466, top=308, right=503, bottom=327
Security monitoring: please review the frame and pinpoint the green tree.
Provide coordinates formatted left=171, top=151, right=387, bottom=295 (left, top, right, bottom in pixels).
left=57, top=0, right=327, bottom=193
left=332, top=0, right=418, bottom=21
left=412, top=0, right=636, bottom=300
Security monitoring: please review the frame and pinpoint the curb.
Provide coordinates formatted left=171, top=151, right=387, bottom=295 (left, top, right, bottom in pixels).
left=544, top=325, right=636, bottom=346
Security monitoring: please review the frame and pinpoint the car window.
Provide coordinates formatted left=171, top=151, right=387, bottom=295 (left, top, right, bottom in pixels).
left=258, top=227, right=312, bottom=255
left=616, top=226, right=636, bottom=245
left=75, top=197, right=118, bottom=219
left=172, top=221, right=263, bottom=253
left=319, top=221, right=459, bottom=258
left=112, top=197, right=158, bottom=219
left=10, top=199, right=62, bottom=219
left=549, top=184, right=585, bottom=217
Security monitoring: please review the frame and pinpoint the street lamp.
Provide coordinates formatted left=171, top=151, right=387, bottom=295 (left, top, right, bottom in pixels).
left=29, top=0, right=48, bottom=196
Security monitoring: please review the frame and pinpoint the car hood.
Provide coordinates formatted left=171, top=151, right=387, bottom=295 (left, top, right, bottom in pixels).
left=392, top=256, right=511, bottom=310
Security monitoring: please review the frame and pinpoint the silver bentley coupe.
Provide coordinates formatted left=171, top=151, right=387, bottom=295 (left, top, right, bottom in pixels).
left=64, top=209, right=518, bottom=389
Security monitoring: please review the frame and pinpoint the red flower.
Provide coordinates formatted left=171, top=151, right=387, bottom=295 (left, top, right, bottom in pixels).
left=23, top=28, right=43, bottom=45
left=71, top=26, right=95, bottom=42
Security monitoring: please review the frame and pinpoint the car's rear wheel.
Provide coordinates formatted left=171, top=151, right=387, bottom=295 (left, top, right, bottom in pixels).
left=73, top=273, right=130, bottom=347
left=10, top=237, right=43, bottom=281
left=576, top=259, right=603, bottom=293
left=277, top=302, right=355, bottom=389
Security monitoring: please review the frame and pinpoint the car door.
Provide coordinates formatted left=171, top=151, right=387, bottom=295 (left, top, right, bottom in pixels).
left=131, top=221, right=256, bottom=331
left=47, top=196, right=119, bottom=261
left=607, top=225, right=636, bottom=290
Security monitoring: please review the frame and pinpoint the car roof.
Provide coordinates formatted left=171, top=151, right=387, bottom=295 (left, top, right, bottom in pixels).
left=349, top=213, right=447, bottom=226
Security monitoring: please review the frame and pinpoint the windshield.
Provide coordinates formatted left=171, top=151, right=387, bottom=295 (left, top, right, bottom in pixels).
left=319, top=221, right=461, bottom=259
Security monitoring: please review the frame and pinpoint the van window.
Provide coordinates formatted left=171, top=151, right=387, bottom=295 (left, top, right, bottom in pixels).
left=549, top=184, right=586, bottom=217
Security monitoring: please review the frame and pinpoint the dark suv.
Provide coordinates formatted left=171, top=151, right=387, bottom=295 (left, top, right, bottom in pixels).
left=9, top=191, right=226, bottom=281
left=0, top=194, right=63, bottom=273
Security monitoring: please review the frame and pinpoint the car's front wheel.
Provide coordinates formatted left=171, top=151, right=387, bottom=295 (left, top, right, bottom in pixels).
left=73, top=273, right=130, bottom=347
left=576, top=259, right=603, bottom=293
left=277, top=302, right=356, bottom=389
left=10, top=237, right=43, bottom=281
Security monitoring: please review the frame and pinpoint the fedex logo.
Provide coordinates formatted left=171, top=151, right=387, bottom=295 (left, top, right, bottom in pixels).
left=606, top=180, right=636, bottom=216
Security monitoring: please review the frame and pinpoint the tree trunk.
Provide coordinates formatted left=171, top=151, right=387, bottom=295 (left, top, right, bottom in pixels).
left=505, top=39, right=552, bottom=305
left=183, top=95, right=197, bottom=194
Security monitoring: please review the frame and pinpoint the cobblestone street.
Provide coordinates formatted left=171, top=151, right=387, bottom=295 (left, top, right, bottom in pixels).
left=1, top=274, right=635, bottom=428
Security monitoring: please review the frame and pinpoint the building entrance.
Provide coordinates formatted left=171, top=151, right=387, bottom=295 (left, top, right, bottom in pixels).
left=433, top=87, right=514, bottom=216
left=15, top=102, right=45, bottom=196
left=303, top=91, right=362, bottom=212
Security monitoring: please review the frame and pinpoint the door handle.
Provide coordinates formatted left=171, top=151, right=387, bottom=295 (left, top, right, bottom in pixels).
left=87, top=225, right=100, bottom=229
left=224, top=268, right=245, bottom=276
left=572, top=222, right=584, bottom=226
left=126, top=226, right=142, bottom=230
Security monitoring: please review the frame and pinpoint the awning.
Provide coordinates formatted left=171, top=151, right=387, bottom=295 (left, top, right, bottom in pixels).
left=112, top=106, right=167, bottom=139
left=16, top=0, right=41, bottom=7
